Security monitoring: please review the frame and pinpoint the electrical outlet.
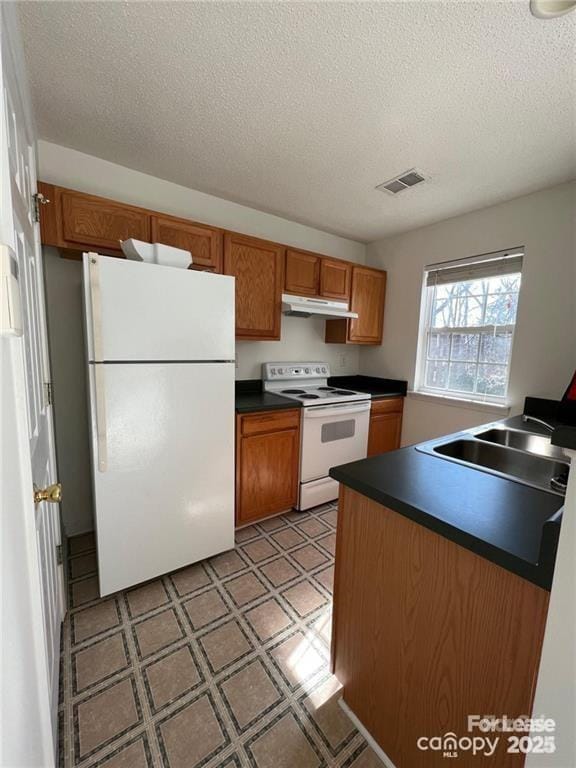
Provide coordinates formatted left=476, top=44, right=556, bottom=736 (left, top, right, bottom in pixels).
left=337, top=352, right=348, bottom=371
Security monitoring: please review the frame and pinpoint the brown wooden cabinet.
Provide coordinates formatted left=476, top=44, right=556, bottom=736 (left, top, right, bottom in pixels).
left=224, top=232, right=284, bottom=340
left=320, top=258, right=351, bottom=301
left=236, top=409, right=300, bottom=526
left=333, top=487, right=549, bottom=768
left=284, top=249, right=320, bottom=296
left=367, top=397, right=403, bottom=456
left=150, top=214, right=222, bottom=272
left=325, top=265, right=386, bottom=345
left=38, top=182, right=150, bottom=255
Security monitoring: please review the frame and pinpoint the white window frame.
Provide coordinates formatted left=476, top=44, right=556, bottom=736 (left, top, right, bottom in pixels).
left=414, top=249, right=524, bottom=406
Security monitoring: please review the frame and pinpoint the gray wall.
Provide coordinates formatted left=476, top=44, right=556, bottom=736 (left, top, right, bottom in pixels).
left=43, top=247, right=94, bottom=535
left=362, top=181, right=576, bottom=446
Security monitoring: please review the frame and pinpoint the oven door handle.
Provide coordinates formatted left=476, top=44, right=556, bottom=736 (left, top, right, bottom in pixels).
left=303, top=401, right=371, bottom=418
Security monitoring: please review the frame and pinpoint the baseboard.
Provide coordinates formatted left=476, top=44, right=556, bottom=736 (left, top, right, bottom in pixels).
left=338, top=698, right=397, bottom=768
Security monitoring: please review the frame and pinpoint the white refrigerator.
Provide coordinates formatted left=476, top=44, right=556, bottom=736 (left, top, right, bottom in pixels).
left=82, top=253, right=235, bottom=596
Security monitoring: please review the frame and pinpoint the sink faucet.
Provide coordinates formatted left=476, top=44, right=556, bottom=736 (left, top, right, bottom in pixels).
left=522, top=414, right=555, bottom=432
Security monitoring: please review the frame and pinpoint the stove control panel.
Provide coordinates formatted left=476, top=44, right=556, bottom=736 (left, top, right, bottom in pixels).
left=263, top=362, right=330, bottom=380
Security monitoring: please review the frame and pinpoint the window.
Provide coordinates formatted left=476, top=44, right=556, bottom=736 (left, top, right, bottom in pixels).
left=415, top=249, right=523, bottom=404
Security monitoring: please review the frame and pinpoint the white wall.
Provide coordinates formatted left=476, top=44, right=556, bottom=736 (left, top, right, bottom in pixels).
left=361, top=182, right=576, bottom=445
left=38, top=142, right=364, bottom=533
left=236, top=316, right=358, bottom=379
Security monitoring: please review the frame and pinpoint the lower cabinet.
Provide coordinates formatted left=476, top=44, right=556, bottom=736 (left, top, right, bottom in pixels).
left=236, top=409, right=300, bottom=526
left=367, top=397, right=404, bottom=456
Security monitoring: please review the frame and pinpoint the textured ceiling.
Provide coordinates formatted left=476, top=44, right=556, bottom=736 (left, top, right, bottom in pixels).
left=18, top=1, right=576, bottom=242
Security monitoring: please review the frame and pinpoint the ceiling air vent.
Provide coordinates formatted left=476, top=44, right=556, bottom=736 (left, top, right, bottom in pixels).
left=376, top=169, right=426, bottom=195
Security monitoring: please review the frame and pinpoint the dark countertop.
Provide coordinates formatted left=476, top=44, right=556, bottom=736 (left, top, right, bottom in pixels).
left=235, top=374, right=407, bottom=412
left=235, top=380, right=302, bottom=413
left=524, top=396, right=576, bottom=450
left=330, top=415, right=565, bottom=590
left=328, top=374, right=407, bottom=400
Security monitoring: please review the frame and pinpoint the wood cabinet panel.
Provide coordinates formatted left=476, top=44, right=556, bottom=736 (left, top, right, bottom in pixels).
left=369, top=397, right=403, bottom=415
left=332, top=487, right=549, bottom=768
left=224, top=233, right=284, bottom=340
left=367, top=412, right=402, bottom=456
left=284, top=249, right=320, bottom=296
left=61, top=189, right=150, bottom=251
left=348, top=266, right=387, bottom=343
left=240, top=409, right=300, bottom=437
left=325, top=265, right=386, bottom=345
left=150, top=215, right=222, bottom=272
left=320, top=258, right=351, bottom=300
left=236, top=410, right=300, bottom=525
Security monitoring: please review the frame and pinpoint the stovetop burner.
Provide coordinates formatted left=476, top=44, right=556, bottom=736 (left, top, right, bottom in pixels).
left=262, top=362, right=371, bottom=406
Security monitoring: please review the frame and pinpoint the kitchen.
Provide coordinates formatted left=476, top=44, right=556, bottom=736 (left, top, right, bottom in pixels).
left=1, top=3, right=575, bottom=768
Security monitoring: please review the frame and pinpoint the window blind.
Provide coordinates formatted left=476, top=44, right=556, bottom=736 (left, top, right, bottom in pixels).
left=425, top=249, right=523, bottom=287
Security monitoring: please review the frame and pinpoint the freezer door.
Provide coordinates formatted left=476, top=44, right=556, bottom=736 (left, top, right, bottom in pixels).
left=87, top=362, right=234, bottom=595
left=83, top=253, right=235, bottom=362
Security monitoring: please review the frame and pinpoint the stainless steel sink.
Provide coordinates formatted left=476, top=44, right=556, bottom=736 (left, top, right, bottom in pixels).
left=473, top=427, right=567, bottom=462
left=417, top=435, right=570, bottom=495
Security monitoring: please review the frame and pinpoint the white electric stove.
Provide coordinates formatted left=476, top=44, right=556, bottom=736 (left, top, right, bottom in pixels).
left=263, top=362, right=371, bottom=510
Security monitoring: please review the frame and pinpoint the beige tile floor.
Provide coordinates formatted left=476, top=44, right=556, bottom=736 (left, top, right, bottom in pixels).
left=60, top=504, right=384, bottom=768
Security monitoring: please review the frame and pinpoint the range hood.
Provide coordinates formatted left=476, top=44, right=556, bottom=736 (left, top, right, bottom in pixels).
left=281, top=294, right=358, bottom=319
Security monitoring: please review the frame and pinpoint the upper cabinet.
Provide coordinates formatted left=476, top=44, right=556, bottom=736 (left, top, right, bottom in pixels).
left=325, top=265, right=387, bottom=345
left=284, top=249, right=351, bottom=302
left=37, top=182, right=386, bottom=345
left=151, top=215, right=222, bottom=272
left=223, top=232, right=284, bottom=340
left=320, top=258, right=351, bottom=301
left=38, top=183, right=150, bottom=255
left=37, top=183, right=222, bottom=270
left=285, top=249, right=320, bottom=296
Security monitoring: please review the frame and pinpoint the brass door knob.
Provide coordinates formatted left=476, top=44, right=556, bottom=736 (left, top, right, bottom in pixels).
left=33, top=482, right=62, bottom=505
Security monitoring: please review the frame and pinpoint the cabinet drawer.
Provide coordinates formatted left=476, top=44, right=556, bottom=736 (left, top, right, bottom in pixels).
left=240, top=409, right=300, bottom=436
left=370, top=397, right=404, bottom=415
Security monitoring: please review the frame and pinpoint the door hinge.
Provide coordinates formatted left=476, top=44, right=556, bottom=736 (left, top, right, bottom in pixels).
left=56, top=544, right=63, bottom=566
left=44, top=381, right=54, bottom=406
left=32, top=192, right=50, bottom=223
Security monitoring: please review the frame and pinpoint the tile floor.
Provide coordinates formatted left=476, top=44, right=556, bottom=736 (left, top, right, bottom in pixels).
left=60, top=503, right=384, bottom=768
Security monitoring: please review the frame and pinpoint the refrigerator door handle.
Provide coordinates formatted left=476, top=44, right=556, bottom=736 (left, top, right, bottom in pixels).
left=88, top=254, right=104, bottom=362
left=94, top=364, right=108, bottom=472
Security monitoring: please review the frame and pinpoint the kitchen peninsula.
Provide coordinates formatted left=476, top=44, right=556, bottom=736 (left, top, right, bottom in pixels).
left=329, top=416, right=566, bottom=767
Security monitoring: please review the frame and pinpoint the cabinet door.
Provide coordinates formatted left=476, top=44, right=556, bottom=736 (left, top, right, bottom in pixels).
left=61, top=189, right=150, bottom=251
left=285, top=249, right=320, bottom=296
left=348, top=266, right=387, bottom=344
left=224, top=233, right=284, bottom=340
left=367, top=413, right=402, bottom=456
left=236, top=421, right=300, bottom=525
left=151, top=215, right=222, bottom=272
left=320, top=258, right=351, bottom=300
left=367, top=398, right=403, bottom=456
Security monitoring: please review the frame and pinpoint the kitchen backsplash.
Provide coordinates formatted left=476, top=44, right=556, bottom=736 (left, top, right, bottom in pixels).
left=235, top=314, right=360, bottom=379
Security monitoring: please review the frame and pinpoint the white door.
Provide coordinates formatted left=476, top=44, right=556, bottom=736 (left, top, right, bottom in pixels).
left=88, top=361, right=235, bottom=595
left=82, top=253, right=235, bottom=362
left=1, top=6, right=64, bottom=765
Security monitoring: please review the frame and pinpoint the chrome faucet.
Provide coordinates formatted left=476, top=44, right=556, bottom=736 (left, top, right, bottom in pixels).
left=522, top=414, right=555, bottom=433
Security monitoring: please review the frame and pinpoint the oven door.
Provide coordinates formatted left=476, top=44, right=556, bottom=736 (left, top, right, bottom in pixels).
left=300, top=401, right=371, bottom=483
